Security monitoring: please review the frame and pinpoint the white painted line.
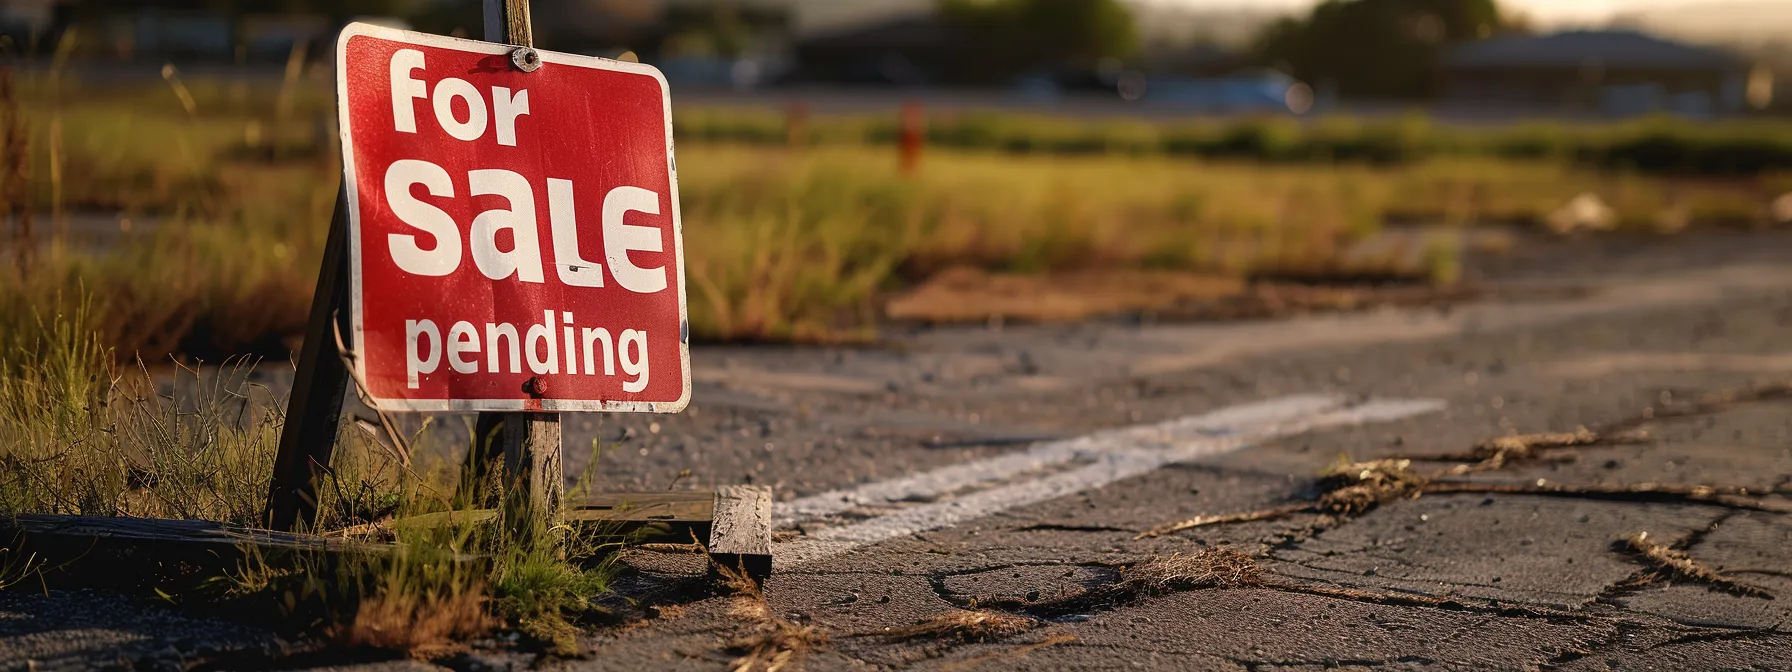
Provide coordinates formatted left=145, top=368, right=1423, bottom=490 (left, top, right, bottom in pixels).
left=775, top=394, right=1344, bottom=524
left=775, top=397, right=1445, bottom=567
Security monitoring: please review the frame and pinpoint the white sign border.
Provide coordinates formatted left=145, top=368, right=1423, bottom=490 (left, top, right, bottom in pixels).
left=335, top=22, right=691, bottom=414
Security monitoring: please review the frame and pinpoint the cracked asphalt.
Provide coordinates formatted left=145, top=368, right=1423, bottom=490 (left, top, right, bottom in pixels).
left=7, top=229, right=1792, bottom=670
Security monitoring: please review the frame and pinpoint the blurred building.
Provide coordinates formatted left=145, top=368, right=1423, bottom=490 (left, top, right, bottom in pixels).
left=0, top=0, right=55, bottom=40
left=1441, top=29, right=1762, bottom=117
left=30, top=0, right=797, bottom=87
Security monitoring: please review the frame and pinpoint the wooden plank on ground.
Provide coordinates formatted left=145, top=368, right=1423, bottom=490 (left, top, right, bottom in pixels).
left=708, top=485, right=773, bottom=582
left=0, top=514, right=401, bottom=592
left=345, top=491, right=716, bottom=545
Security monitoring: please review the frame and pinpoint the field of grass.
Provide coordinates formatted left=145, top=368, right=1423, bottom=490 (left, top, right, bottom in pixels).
left=8, top=74, right=1792, bottom=353
left=682, top=106, right=1792, bottom=177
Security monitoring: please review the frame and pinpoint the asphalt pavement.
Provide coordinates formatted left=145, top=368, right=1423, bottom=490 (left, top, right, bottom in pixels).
left=6, top=230, right=1792, bottom=670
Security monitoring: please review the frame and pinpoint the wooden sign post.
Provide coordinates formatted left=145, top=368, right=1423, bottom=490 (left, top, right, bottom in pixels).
left=263, top=186, right=351, bottom=531
left=473, top=0, right=564, bottom=546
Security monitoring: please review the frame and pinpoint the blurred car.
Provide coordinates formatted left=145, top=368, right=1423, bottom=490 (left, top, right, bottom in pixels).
left=1142, top=69, right=1307, bottom=113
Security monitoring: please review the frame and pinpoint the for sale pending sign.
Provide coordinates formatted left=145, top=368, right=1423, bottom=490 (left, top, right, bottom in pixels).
left=336, top=23, right=688, bottom=412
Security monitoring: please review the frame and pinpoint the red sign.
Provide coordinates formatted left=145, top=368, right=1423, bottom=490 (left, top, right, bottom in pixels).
left=336, top=24, right=688, bottom=412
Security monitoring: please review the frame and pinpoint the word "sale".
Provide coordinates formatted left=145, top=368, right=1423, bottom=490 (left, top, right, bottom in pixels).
left=383, top=49, right=668, bottom=293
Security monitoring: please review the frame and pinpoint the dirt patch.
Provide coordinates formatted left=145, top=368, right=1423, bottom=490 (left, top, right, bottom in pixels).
left=883, top=266, right=1575, bottom=327
left=885, top=267, right=1243, bottom=324
left=1156, top=282, right=1480, bottom=323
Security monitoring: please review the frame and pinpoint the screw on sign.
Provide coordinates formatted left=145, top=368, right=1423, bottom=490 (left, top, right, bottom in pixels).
left=336, top=23, right=690, bottom=412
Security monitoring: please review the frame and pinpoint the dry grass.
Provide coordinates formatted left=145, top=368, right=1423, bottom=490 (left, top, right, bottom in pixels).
left=1135, top=457, right=1435, bottom=537
left=13, top=74, right=1790, bottom=351
left=1618, top=531, right=1775, bottom=599
left=1117, top=549, right=1263, bottom=595
left=887, top=610, right=1038, bottom=643
left=885, top=267, right=1244, bottom=324
left=716, top=562, right=828, bottom=672
left=0, top=303, right=289, bottom=524
left=334, top=580, right=497, bottom=658
left=1315, top=458, right=1429, bottom=517
left=1456, top=428, right=1650, bottom=471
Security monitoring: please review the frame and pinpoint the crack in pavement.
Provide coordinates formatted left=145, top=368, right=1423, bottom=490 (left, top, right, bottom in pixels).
left=1230, top=655, right=1439, bottom=670
left=1539, top=620, right=1646, bottom=671
left=1646, top=626, right=1792, bottom=650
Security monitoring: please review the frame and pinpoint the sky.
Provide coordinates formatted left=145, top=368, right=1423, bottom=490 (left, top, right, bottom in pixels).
left=1134, top=0, right=1741, bottom=25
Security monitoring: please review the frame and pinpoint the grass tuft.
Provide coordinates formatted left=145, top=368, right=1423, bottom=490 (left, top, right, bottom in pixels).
left=1315, top=458, right=1428, bottom=516
left=1118, top=549, right=1263, bottom=595
left=886, top=609, right=1037, bottom=643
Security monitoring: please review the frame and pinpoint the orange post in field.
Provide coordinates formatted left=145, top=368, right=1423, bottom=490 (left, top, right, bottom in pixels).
left=898, top=100, right=924, bottom=175
left=785, top=101, right=809, bottom=148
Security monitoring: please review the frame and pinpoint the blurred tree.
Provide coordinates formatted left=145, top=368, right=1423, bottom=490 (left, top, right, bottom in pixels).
left=1252, top=0, right=1514, bottom=99
left=940, top=0, right=1138, bottom=83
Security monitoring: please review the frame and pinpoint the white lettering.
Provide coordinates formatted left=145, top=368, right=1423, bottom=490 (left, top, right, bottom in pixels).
left=620, top=329, right=649, bottom=393
left=403, top=315, right=653, bottom=393
left=524, top=310, right=559, bottom=375
left=390, top=49, right=427, bottom=134
left=492, top=86, right=529, bottom=147
left=468, top=169, right=544, bottom=283
left=582, top=327, right=614, bottom=376
left=405, top=319, right=442, bottom=389
left=561, top=312, right=577, bottom=375
left=431, top=77, right=488, bottom=142
left=447, top=321, right=479, bottom=374
left=383, top=159, right=460, bottom=276
left=486, top=322, right=521, bottom=374
left=603, top=186, right=667, bottom=293
left=548, top=178, right=605, bottom=287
